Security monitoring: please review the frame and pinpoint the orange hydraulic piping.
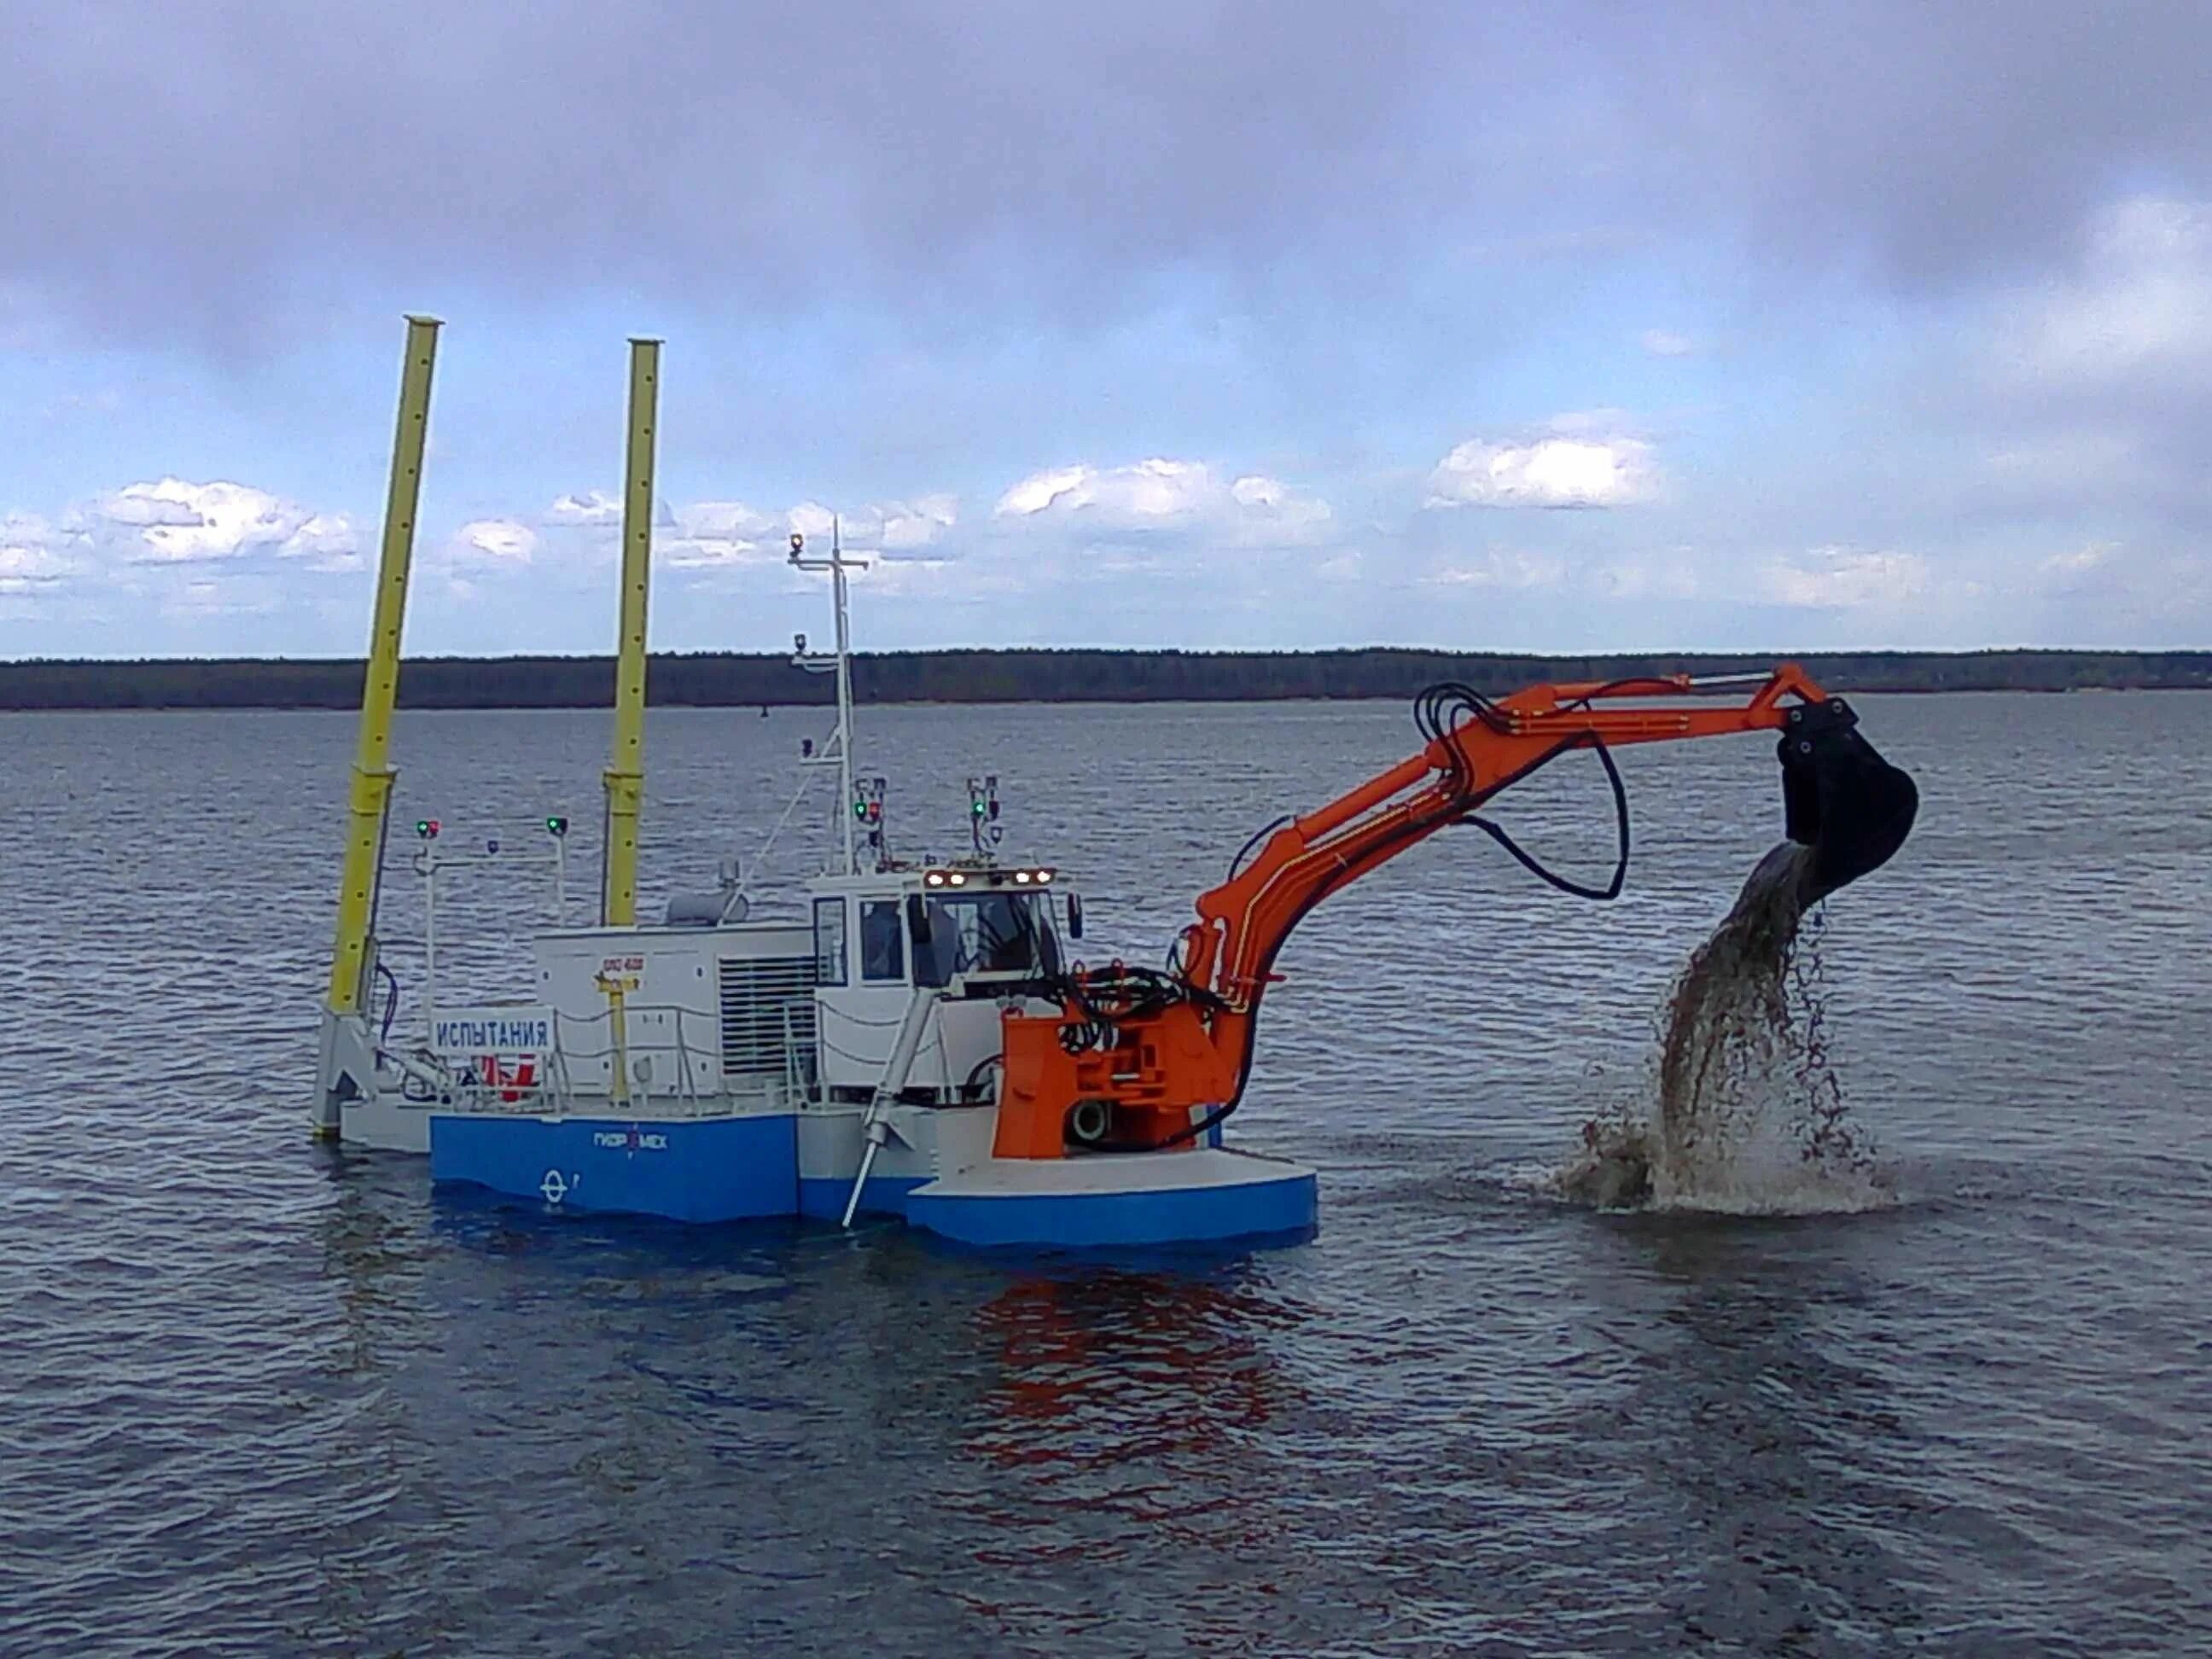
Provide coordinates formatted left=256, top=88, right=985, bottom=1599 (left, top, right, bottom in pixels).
left=1290, top=750, right=1438, bottom=843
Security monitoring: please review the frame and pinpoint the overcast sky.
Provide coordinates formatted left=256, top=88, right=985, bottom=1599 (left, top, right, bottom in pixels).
left=3, top=1, right=2208, bottom=659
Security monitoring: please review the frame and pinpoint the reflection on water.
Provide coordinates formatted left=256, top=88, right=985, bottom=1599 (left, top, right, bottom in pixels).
left=963, top=1267, right=1302, bottom=1503
left=3, top=696, right=2211, bottom=1653
left=1607, top=1221, right=1927, bottom=1651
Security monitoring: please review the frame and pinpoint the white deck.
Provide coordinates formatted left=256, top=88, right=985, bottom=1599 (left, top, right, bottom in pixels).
left=915, top=1144, right=1313, bottom=1199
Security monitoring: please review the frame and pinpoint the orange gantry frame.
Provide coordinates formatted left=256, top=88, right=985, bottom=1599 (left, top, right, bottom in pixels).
left=992, top=664, right=1834, bottom=1161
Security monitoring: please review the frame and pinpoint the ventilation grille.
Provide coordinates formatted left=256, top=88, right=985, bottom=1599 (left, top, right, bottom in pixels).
left=718, top=955, right=818, bottom=1075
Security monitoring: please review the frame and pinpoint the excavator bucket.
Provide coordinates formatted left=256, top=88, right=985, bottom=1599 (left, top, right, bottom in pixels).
left=1777, top=697, right=1918, bottom=905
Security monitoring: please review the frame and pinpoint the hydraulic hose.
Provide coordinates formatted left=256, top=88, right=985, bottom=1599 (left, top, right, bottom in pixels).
left=1141, top=692, right=1639, bottom=1150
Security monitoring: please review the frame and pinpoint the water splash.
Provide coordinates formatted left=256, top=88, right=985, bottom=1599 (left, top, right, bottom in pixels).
left=1552, top=843, right=1894, bottom=1215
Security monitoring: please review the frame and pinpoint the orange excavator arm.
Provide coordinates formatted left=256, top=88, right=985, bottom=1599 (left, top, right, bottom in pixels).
left=992, top=665, right=1916, bottom=1161
left=1180, top=667, right=1824, bottom=1005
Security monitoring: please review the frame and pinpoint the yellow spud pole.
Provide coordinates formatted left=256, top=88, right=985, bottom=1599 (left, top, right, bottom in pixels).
left=601, top=337, right=658, bottom=931
left=324, top=315, right=439, bottom=1022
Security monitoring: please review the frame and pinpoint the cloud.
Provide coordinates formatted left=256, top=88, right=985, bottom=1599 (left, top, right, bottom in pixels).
left=32, top=480, right=360, bottom=570
left=0, top=481, right=369, bottom=603
left=1997, top=197, right=2212, bottom=390
left=9, top=3, right=2206, bottom=352
left=1611, top=8, right=2212, bottom=292
left=789, top=495, right=960, bottom=556
left=878, top=494, right=958, bottom=551
left=993, top=458, right=1330, bottom=545
left=5, top=9, right=2209, bottom=661
left=285, top=515, right=359, bottom=568
left=662, top=500, right=783, bottom=568
left=531, top=492, right=966, bottom=573
left=1426, top=433, right=1656, bottom=509
left=549, top=490, right=623, bottom=525
left=1940, top=194, right=2212, bottom=536
left=0, top=482, right=367, bottom=627
left=668, top=497, right=943, bottom=568
left=1422, top=549, right=1567, bottom=590
left=448, top=518, right=538, bottom=563
left=63, top=478, right=359, bottom=566
left=2041, top=540, right=2118, bottom=579
left=616, top=456, right=1335, bottom=619
left=850, top=555, right=969, bottom=599
left=0, top=514, right=72, bottom=593
left=1758, top=547, right=1930, bottom=609
left=0, top=3, right=1458, bottom=341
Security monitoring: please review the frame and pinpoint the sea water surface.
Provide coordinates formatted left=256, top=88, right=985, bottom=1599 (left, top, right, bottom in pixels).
left=2, top=694, right=2208, bottom=1656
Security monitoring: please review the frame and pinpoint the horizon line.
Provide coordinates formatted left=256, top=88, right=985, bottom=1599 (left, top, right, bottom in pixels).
left=8, top=643, right=2212, bottom=668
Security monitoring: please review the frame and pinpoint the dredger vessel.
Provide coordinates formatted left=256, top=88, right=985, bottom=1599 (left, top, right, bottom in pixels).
left=311, top=320, right=1918, bottom=1249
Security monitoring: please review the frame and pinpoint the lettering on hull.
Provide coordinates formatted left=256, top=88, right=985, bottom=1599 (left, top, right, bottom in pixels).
left=431, top=1005, right=553, bottom=1057
left=593, top=1129, right=671, bottom=1152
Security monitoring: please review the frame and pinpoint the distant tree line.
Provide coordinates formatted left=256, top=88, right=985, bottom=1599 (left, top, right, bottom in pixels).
left=1, top=647, right=2208, bottom=711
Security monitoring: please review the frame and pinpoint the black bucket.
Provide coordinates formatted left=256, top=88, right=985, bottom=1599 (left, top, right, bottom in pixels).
left=1778, top=697, right=1918, bottom=904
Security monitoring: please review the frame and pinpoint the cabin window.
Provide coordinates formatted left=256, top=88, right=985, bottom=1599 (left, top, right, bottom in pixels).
left=812, top=897, right=847, bottom=985
left=859, top=900, right=905, bottom=982
left=912, top=893, right=1058, bottom=987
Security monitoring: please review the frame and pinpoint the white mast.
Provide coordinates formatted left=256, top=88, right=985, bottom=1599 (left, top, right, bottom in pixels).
left=789, top=520, right=866, bottom=875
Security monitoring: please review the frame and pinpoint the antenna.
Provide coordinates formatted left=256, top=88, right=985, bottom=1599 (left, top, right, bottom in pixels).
left=789, top=518, right=870, bottom=874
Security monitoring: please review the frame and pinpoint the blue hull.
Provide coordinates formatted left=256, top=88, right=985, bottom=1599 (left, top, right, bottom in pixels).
left=430, top=1114, right=798, bottom=1223
left=904, top=1168, right=1317, bottom=1249
left=429, top=1114, right=1316, bottom=1249
left=796, top=1174, right=927, bottom=1221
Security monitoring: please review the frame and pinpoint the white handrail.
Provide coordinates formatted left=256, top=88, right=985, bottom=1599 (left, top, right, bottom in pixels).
left=436, top=1000, right=735, bottom=1115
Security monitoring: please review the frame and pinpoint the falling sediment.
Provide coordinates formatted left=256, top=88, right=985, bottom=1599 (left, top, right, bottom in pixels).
left=1555, top=841, right=1886, bottom=1213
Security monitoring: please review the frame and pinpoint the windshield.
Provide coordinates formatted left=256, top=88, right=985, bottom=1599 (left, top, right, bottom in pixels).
left=913, top=892, right=1062, bottom=987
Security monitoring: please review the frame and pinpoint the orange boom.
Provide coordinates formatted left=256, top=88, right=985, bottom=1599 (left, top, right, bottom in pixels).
left=992, top=666, right=1917, bottom=1161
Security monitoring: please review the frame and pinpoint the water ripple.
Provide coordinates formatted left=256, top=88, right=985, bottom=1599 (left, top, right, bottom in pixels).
left=1, top=695, right=2208, bottom=1654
